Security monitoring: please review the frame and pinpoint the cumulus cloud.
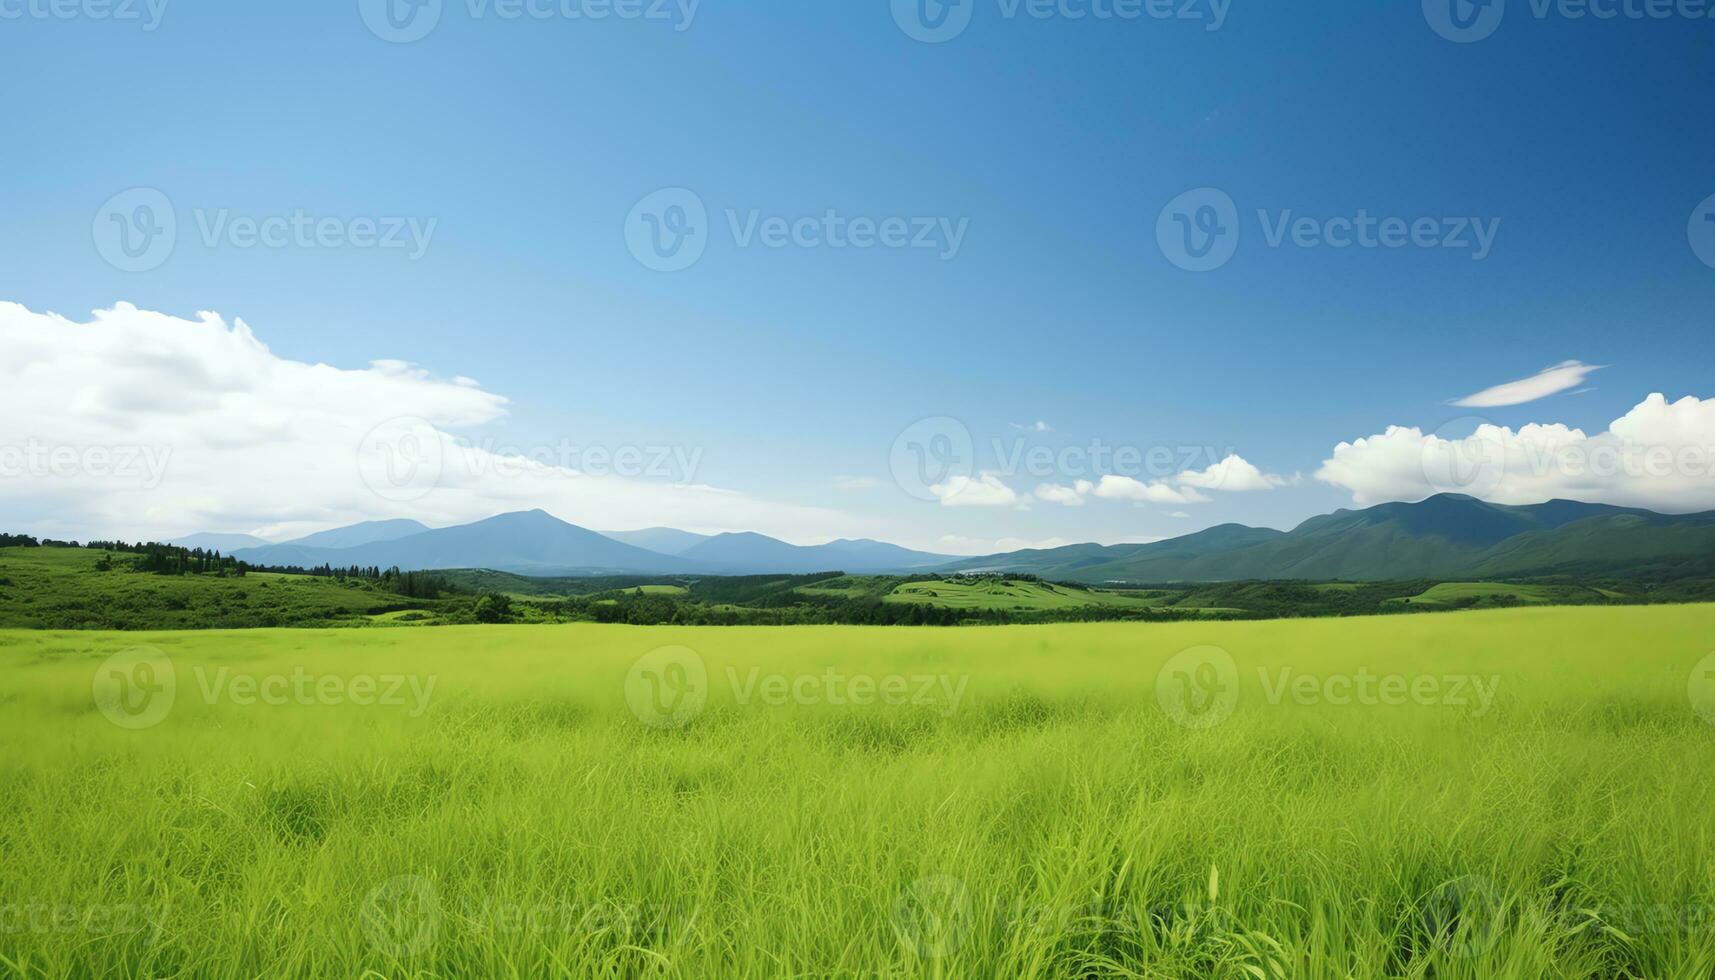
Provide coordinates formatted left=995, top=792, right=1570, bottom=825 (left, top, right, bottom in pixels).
left=0, top=301, right=873, bottom=541
left=1174, top=453, right=1288, bottom=491
left=1033, top=480, right=1092, bottom=506
left=1090, top=475, right=1210, bottom=505
left=1316, top=393, right=1715, bottom=513
left=1453, top=360, right=1603, bottom=408
left=929, top=471, right=1022, bottom=508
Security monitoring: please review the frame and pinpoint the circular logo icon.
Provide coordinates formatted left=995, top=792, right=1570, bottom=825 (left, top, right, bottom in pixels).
left=891, top=0, right=973, bottom=43
left=93, top=646, right=176, bottom=730
left=625, top=188, right=708, bottom=272
left=359, top=0, right=442, bottom=42
left=357, top=416, right=445, bottom=503
left=1156, top=188, right=1239, bottom=273
left=1688, top=192, right=1715, bottom=271
left=893, top=875, right=971, bottom=958
left=93, top=188, right=177, bottom=273
left=1155, top=645, right=1239, bottom=729
left=361, top=874, right=440, bottom=957
left=1419, top=875, right=1505, bottom=957
left=625, top=646, right=708, bottom=729
left=889, top=416, right=975, bottom=502
left=1423, top=0, right=1504, bottom=43
left=1687, top=652, right=1715, bottom=725
left=1420, top=416, right=1507, bottom=499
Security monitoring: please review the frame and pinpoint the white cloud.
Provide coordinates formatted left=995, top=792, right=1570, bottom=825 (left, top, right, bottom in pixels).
left=1033, top=480, right=1092, bottom=506
left=1316, top=393, right=1715, bottom=513
left=929, top=471, right=1021, bottom=508
left=831, top=475, right=880, bottom=491
left=1453, top=360, right=1603, bottom=408
left=1174, top=453, right=1287, bottom=491
left=1010, top=420, right=1052, bottom=432
left=1167, top=511, right=1191, bottom=518
left=0, top=301, right=874, bottom=542
left=1090, top=475, right=1209, bottom=505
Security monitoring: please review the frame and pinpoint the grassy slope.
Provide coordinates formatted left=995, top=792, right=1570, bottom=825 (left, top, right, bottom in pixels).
left=1387, top=582, right=1577, bottom=607
left=0, top=546, right=428, bottom=629
left=4, top=607, right=1715, bottom=976
left=883, top=579, right=1159, bottom=611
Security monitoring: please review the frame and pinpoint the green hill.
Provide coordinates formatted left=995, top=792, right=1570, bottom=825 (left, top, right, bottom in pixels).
left=0, top=546, right=437, bottom=630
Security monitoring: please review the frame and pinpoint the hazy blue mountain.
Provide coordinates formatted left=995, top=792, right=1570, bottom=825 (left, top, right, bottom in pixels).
left=167, top=532, right=271, bottom=552
left=679, top=532, right=953, bottom=574
left=234, top=510, right=689, bottom=575
left=599, top=527, right=712, bottom=556
left=279, top=519, right=431, bottom=550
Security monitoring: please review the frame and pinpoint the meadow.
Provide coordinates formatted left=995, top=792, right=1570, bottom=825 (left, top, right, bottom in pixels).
left=3, top=606, right=1715, bottom=977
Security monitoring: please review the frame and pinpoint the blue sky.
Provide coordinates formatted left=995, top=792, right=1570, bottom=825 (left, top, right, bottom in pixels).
left=2, top=1, right=1714, bottom=550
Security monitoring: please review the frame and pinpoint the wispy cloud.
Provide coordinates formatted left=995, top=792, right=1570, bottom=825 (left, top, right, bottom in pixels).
left=1453, top=360, right=1603, bottom=408
left=1010, top=420, right=1052, bottom=432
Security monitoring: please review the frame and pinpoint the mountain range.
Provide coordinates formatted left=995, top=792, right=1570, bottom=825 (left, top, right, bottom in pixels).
left=184, top=495, right=1715, bottom=582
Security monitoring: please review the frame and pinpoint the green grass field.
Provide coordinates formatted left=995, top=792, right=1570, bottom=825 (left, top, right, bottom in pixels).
left=4, top=606, right=1715, bottom=976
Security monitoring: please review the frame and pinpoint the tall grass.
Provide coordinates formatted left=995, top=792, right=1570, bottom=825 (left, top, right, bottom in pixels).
left=2, top=605, right=1714, bottom=977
